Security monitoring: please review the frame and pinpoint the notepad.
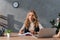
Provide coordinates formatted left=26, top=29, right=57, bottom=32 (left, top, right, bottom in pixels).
left=18, top=32, right=33, bottom=36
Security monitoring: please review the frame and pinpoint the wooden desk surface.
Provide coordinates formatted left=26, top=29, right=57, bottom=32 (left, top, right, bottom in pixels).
left=0, top=33, right=60, bottom=40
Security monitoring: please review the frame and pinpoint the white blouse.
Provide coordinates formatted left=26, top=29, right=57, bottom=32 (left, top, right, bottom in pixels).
left=20, top=22, right=43, bottom=31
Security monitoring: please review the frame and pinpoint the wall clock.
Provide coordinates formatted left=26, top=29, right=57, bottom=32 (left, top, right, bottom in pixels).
left=12, top=1, right=19, bottom=8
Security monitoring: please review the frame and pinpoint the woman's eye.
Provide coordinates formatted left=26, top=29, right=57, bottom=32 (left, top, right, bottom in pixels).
left=29, top=15, right=31, bottom=16
left=32, top=15, right=34, bottom=16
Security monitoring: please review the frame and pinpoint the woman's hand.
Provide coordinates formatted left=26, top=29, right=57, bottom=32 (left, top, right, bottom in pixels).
left=30, top=30, right=39, bottom=35
left=19, top=30, right=24, bottom=34
left=29, top=30, right=34, bottom=34
left=30, top=30, right=37, bottom=34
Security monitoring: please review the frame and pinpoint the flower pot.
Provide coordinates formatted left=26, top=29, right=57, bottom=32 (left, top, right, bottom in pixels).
left=6, top=33, right=10, bottom=38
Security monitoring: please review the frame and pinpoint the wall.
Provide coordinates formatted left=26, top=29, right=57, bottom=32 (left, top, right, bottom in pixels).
left=0, top=0, right=60, bottom=32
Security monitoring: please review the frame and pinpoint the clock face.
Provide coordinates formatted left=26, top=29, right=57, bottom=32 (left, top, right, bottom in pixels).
left=12, top=1, right=19, bottom=8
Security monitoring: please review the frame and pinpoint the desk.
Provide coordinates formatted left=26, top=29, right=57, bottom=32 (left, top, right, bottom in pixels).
left=0, top=33, right=60, bottom=40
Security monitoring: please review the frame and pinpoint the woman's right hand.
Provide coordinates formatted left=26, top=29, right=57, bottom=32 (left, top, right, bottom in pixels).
left=19, top=30, right=24, bottom=34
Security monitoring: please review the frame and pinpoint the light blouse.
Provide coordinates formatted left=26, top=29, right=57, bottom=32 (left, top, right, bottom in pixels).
left=20, top=22, right=43, bottom=31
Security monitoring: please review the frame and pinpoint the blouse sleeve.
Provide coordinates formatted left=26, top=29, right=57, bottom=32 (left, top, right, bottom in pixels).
left=39, top=23, right=44, bottom=30
left=20, top=24, right=25, bottom=31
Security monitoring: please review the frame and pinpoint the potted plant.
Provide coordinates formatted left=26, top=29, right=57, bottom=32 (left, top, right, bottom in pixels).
left=50, top=13, right=60, bottom=34
left=5, top=29, right=12, bottom=38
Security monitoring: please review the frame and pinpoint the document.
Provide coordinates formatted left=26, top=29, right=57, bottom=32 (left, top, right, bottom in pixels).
left=18, top=32, right=33, bottom=36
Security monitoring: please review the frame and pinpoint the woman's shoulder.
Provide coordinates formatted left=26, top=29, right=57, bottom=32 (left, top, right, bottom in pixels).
left=38, top=22, right=44, bottom=29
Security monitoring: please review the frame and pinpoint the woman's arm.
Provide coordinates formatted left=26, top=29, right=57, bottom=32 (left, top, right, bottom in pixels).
left=39, top=23, right=44, bottom=30
left=19, top=24, right=25, bottom=34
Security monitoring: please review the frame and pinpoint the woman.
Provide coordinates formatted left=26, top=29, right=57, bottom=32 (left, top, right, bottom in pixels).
left=19, top=10, right=43, bottom=34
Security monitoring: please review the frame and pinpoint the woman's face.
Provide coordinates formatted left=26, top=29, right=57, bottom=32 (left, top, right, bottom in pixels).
left=28, top=12, right=35, bottom=22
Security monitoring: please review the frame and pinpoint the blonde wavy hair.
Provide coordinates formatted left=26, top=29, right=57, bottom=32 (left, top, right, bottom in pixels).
left=24, top=10, right=39, bottom=28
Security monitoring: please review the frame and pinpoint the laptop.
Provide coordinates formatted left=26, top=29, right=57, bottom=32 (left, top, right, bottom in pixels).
left=35, top=28, right=57, bottom=38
